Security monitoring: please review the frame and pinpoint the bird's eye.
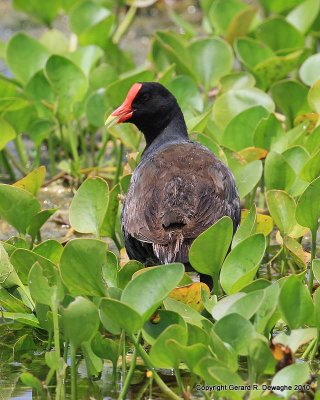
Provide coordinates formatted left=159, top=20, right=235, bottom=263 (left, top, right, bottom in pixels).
left=141, top=93, right=150, bottom=101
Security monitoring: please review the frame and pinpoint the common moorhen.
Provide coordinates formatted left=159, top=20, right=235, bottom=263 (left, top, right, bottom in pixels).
left=106, top=82, right=240, bottom=287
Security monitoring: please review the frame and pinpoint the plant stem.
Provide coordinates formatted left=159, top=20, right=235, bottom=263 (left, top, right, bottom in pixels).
left=96, top=130, right=110, bottom=166
left=113, top=142, right=124, bottom=186
left=48, top=134, right=56, bottom=176
left=113, top=5, right=137, bottom=44
left=90, top=133, right=95, bottom=167
left=213, top=274, right=219, bottom=296
left=0, top=150, right=16, bottom=181
left=174, top=366, right=185, bottom=395
left=309, top=230, right=317, bottom=293
left=14, top=135, right=28, bottom=167
left=131, top=335, right=181, bottom=400
left=309, top=332, right=319, bottom=360
left=52, top=303, right=61, bottom=400
left=118, top=332, right=141, bottom=400
left=64, top=340, right=69, bottom=362
left=70, top=343, right=77, bottom=400
left=302, top=337, right=316, bottom=359
left=120, top=330, right=126, bottom=382
left=4, top=148, right=27, bottom=176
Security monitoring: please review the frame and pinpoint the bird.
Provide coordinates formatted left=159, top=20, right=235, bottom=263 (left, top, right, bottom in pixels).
left=105, top=82, right=240, bottom=288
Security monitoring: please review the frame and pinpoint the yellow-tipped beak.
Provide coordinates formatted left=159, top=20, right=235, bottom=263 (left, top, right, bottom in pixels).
left=105, top=113, right=121, bottom=128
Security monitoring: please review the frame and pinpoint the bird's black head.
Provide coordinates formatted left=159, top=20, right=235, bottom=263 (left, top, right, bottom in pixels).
left=106, top=82, right=187, bottom=147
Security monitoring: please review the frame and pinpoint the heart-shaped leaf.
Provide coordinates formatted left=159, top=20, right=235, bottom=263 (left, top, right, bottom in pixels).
left=69, top=177, right=109, bottom=236
left=220, top=234, right=266, bottom=294
left=189, top=216, right=233, bottom=277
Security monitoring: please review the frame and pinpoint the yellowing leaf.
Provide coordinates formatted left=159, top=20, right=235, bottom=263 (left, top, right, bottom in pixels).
left=169, top=282, right=210, bottom=312
left=238, top=147, right=268, bottom=162
left=241, top=210, right=273, bottom=236
left=13, top=166, right=46, bottom=196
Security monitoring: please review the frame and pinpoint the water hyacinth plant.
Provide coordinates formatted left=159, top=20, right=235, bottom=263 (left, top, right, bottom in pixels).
left=0, top=0, right=320, bottom=398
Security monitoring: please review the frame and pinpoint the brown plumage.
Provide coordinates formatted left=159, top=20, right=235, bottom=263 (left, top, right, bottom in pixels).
left=106, top=82, right=240, bottom=286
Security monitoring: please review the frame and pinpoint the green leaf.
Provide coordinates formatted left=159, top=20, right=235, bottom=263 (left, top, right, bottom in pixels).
left=207, top=0, right=248, bottom=34
left=143, top=309, right=186, bottom=345
left=33, top=240, right=63, bottom=264
left=167, top=340, right=208, bottom=371
left=189, top=216, right=233, bottom=277
left=248, top=338, right=276, bottom=380
left=313, top=259, right=320, bottom=283
left=45, top=55, right=88, bottom=113
left=266, top=190, right=296, bottom=236
left=279, top=275, right=314, bottom=329
left=253, top=50, right=306, bottom=91
left=254, top=114, right=285, bottom=152
left=255, top=17, right=304, bottom=52
left=100, top=183, right=120, bottom=238
left=212, top=290, right=264, bottom=321
left=271, top=80, right=310, bottom=127
left=214, top=313, right=256, bottom=355
left=296, top=176, right=320, bottom=234
left=264, top=152, right=295, bottom=191
left=260, top=0, right=304, bottom=13
left=0, top=287, right=29, bottom=312
left=233, top=160, right=263, bottom=199
left=213, top=88, right=274, bottom=130
left=6, top=33, right=50, bottom=83
left=69, top=1, right=110, bottom=35
left=188, top=37, right=233, bottom=89
left=40, top=29, right=69, bottom=54
left=10, top=248, right=56, bottom=284
left=117, top=260, right=144, bottom=289
left=60, top=239, right=107, bottom=297
left=254, top=283, right=280, bottom=334
left=20, top=372, right=43, bottom=393
left=149, top=325, right=188, bottom=368
left=163, top=297, right=207, bottom=328
left=222, top=106, right=269, bottom=150
left=314, top=287, right=320, bottom=329
left=4, top=312, right=39, bottom=328
left=13, top=0, right=60, bottom=26
left=27, top=209, right=57, bottom=241
left=13, top=166, right=46, bottom=196
left=220, top=234, right=266, bottom=294
left=0, top=185, right=40, bottom=234
left=208, top=330, right=238, bottom=371
left=286, top=0, right=320, bottom=33
left=62, top=296, right=99, bottom=349
left=166, top=75, right=203, bottom=114
left=219, top=71, right=256, bottom=93
left=25, top=71, right=55, bottom=120
left=28, top=262, right=64, bottom=307
left=271, top=363, right=310, bottom=398
left=81, top=340, right=103, bottom=377
left=121, top=263, right=184, bottom=321
left=273, top=328, right=317, bottom=352
left=235, top=37, right=274, bottom=70
left=68, top=46, right=104, bottom=76
left=99, top=298, right=142, bottom=334
left=0, top=119, right=16, bottom=150
left=86, top=89, right=110, bottom=128
left=232, top=204, right=256, bottom=248
left=300, top=54, right=320, bottom=85
left=0, top=243, right=23, bottom=289
left=91, top=332, right=119, bottom=367
left=69, top=177, right=109, bottom=236
left=301, top=148, right=320, bottom=182
left=282, top=145, right=310, bottom=196
left=308, top=80, right=320, bottom=113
